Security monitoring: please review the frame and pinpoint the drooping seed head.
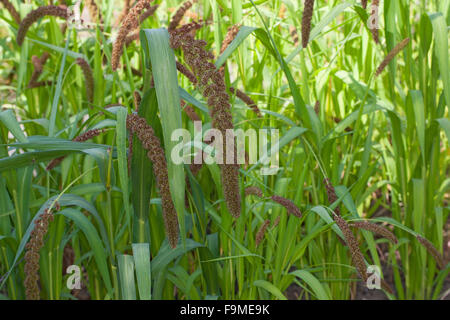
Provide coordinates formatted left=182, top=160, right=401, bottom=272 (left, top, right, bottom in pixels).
left=75, top=58, right=94, bottom=103
left=416, top=235, right=445, bottom=269
left=1, top=0, right=21, bottom=24
left=255, top=220, right=271, bottom=247
left=220, top=24, right=240, bottom=54
left=169, top=0, right=193, bottom=31
left=17, top=5, right=68, bottom=46
left=375, top=38, right=410, bottom=77
left=271, top=195, right=302, bottom=218
left=351, top=221, right=398, bottom=244
left=245, top=186, right=263, bottom=198
left=229, top=87, right=262, bottom=117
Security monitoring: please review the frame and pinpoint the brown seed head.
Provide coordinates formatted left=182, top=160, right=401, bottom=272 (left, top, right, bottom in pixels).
left=301, top=0, right=315, bottom=48
left=1, top=0, right=21, bottom=24
left=416, top=235, right=445, bottom=269
left=17, top=5, right=68, bottom=46
left=229, top=87, right=262, bottom=117
left=375, top=38, right=410, bottom=76
left=255, top=220, right=271, bottom=247
left=245, top=186, right=263, bottom=198
left=220, top=24, right=240, bottom=54
left=127, top=114, right=179, bottom=248
left=169, top=1, right=193, bottom=31
left=351, top=221, right=398, bottom=244
left=75, top=58, right=94, bottom=103
left=271, top=195, right=302, bottom=218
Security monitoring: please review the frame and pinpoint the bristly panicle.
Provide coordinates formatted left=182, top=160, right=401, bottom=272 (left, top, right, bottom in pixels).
left=169, top=22, right=241, bottom=218
left=301, top=0, right=314, bottom=48
left=416, top=235, right=445, bottom=269
left=220, top=24, right=240, bottom=54
left=139, top=4, right=159, bottom=24
left=1, top=0, right=21, bottom=24
left=46, top=129, right=103, bottom=170
left=333, top=213, right=368, bottom=282
left=176, top=61, right=198, bottom=85
left=116, top=0, right=131, bottom=26
left=168, top=0, right=193, bottom=31
left=271, top=195, right=302, bottom=218
left=255, top=220, right=271, bottom=247
left=289, top=25, right=299, bottom=47
left=229, top=87, right=262, bottom=117
left=75, top=58, right=94, bottom=104
left=17, top=5, right=68, bottom=46
left=245, top=186, right=263, bottom=198
left=127, top=113, right=179, bottom=248
left=351, top=221, right=398, bottom=244
left=111, top=0, right=153, bottom=70
left=376, top=38, right=410, bottom=76
left=324, top=178, right=340, bottom=215
left=24, top=206, right=58, bottom=300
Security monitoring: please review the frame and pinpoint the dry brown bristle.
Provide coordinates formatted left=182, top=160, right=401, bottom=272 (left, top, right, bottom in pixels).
left=416, top=235, right=445, bottom=269
left=375, top=38, right=410, bottom=76
left=301, top=0, right=314, bottom=48
left=17, top=5, right=68, bottom=46
left=271, top=195, right=302, bottom=218
left=351, top=221, right=398, bottom=244
left=1, top=0, right=21, bottom=24
left=127, top=114, right=179, bottom=248
left=229, top=87, right=262, bottom=117
left=255, top=220, right=270, bottom=247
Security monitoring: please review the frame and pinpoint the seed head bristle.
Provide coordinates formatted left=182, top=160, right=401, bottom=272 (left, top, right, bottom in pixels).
left=75, top=58, right=94, bottom=103
left=24, top=206, right=58, bottom=300
left=220, top=24, right=240, bottom=54
left=112, top=0, right=153, bottom=70
left=289, top=25, right=299, bottom=47
left=229, top=87, right=262, bottom=117
left=127, top=114, right=179, bottom=248
left=245, top=186, right=263, bottom=198
left=351, top=221, right=398, bottom=244
left=375, top=38, right=410, bottom=77
left=169, top=21, right=241, bottom=218
left=271, top=195, right=302, bottom=218
left=168, top=1, right=193, bottom=31
left=17, top=5, right=68, bottom=46
left=370, top=0, right=380, bottom=44
left=255, top=220, right=270, bottom=247
left=416, top=235, right=445, bottom=269
left=301, top=0, right=314, bottom=48
left=1, top=0, right=21, bottom=24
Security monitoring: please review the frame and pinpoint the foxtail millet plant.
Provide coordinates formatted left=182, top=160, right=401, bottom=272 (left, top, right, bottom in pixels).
left=28, top=52, right=51, bottom=89
left=301, top=0, right=314, bottom=48
left=229, top=87, right=262, bottom=117
left=16, top=5, right=68, bottom=46
left=220, top=24, right=241, bottom=54
left=126, top=113, right=180, bottom=248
